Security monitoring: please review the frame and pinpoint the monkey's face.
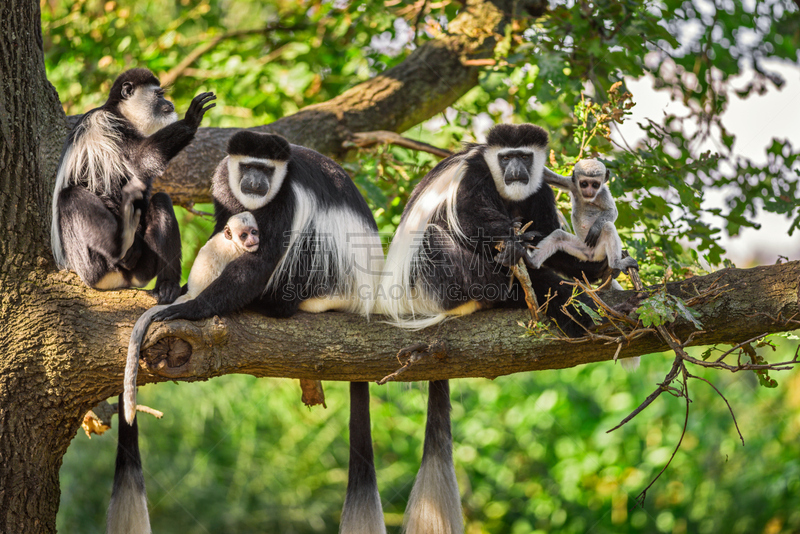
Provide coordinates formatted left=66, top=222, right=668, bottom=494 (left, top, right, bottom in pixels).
left=576, top=175, right=603, bottom=201
left=485, top=146, right=545, bottom=201
left=119, top=83, right=178, bottom=136
left=227, top=155, right=289, bottom=210
left=225, top=223, right=260, bottom=253
left=571, top=159, right=607, bottom=202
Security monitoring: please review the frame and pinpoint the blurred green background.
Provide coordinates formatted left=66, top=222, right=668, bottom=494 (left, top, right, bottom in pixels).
left=42, top=0, right=800, bottom=531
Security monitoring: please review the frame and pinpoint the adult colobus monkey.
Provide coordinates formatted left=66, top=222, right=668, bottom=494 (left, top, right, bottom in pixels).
left=109, top=213, right=259, bottom=534
left=142, top=131, right=386, bottom=532
left=379, top=124, right=608, bottom=533
left=51, top=68, right=216, bottom=304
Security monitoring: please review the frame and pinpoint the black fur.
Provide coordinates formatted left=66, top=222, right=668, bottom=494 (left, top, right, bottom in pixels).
left=151, top=138, right=378, bottom=321
left=486, top=123, right=549, bottom=149
left=52, top=68, right=216, bottom=304
left=227, top=130, right=291, bottom=161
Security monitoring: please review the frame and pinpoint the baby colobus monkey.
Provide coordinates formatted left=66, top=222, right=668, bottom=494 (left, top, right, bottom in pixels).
left=122, top=211, right=260, bottom=425
left=107, top=212, right=259, bottom=534
left=539, top=159, right=641, bottom=370
left=532, top=159, right=638, bottom=275
left=51, top=68, right=216, bottom=304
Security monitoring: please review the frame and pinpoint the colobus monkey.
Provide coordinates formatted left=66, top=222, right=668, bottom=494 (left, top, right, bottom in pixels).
left=532, top=159, right=638, bottom=273
left=51, top=68, right=216, bottom=304
left=108, top=213, right=259, bottom=534
left=539, top=159, right=640, bottom=370
left=141, top=131, right=386, bottom=531
left=379, top=124, right=608, bottom=533
left=123, top=212, right=260, bottom=425
left=148, top=130, right=383, bottom=322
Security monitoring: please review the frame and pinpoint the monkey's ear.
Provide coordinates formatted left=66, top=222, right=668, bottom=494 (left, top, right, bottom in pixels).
left=605, top=170, right=610, bottom=183
left=121, top=82, right=135, bottom=99
left=224, top=226, right=232, bottom=240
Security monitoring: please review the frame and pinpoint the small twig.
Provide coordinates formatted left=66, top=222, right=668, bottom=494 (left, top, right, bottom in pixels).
left=377, top=341, right=446, bottom=385
left=607, top=355, right=682, bottom=433
left=160, top=23, right=307, bottom=86
left=686, top=372, right=744, bottom=445
left=634, top=372, right=691, bottom=507
left=714, top=333, right=769, bottom=363
left=345, top=131, right=453, bottom=158
left=134, top=404, right=164, bottom=419
left=181, top=202, right=214, bottom=218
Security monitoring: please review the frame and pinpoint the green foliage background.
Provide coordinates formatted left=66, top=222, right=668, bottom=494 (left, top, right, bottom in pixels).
left=42, top=0, right=800, bottom=531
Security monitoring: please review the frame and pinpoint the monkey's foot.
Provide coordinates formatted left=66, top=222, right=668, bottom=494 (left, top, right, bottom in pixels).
left=613, top=256, right=639, bottom=271
left=153, top=279, right=181, bottom=305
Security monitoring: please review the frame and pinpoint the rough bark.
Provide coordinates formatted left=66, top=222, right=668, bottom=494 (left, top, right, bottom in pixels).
left=97, top=261, right=800, bottom=385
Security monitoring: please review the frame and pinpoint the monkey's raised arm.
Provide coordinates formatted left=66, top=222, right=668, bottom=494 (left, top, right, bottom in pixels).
left=134, top=92, right=216, bottom=182
left=542, top=167, right=574, bottom=191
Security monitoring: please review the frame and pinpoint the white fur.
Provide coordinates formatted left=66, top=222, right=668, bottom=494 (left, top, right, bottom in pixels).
left=227, top=155, right=288, bottom=210
left=95, top=271, right=128, bottom=290
left=402, top=453, right=463, bottom=534
left=118, top=85, right=178, bottom=136
left=106, top=468, right=151, bottom=534
left=124, top=212, right=259, bottom=424
left=265, top=184, right=384, bottom=316
left=377, top=153, right=475, bottom=328
left=51, top=112, right=134, bottom=268
left=483, top=146, right=546, bottom=201
left=340, top=487, right=387, bottom=534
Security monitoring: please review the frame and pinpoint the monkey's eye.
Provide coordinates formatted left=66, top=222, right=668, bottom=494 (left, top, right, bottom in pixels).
left=502, top=156, right=510, bottom=161
left=580, top=181, right=589, bottom=188
left=521, top=155, right=529, bottom=160
left=251, top=229, right=259, bottom=236
left=240, top=233, right=248, bottom=241
left=242, top=164, right=251, bottom=170
left=591, top=182, right=600, bottom=189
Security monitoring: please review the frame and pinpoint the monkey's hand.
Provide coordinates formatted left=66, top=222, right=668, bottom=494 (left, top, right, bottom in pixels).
left=494, top=230, right=540, bottom=267
left=184, top=92, right=217, bottom=129
left=584, top=221, right=603, bottom=248
left=612, top=255, right=639, bottom=272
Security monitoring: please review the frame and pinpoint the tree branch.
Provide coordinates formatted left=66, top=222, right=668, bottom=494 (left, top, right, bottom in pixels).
left=33, top=262, right=793, bottom=399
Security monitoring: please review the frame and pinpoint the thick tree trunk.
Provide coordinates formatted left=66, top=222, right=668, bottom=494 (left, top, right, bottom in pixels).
left=0, top=1, right=70, bottom=532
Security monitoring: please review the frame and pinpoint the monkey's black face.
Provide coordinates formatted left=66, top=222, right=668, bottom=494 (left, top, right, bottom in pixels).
left=239, top=162, right=273, bottom=197
left=227, top=155, right=289, bottom=210
left=497, top=149, right=533, bottom=186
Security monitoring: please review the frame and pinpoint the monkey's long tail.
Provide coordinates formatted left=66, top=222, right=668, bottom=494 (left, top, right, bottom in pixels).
left=107, top=394, right=151, bottom=534
left=124, top=304, right=169, bottom=425
left=403, top=380, right=463, bottom=534
left=340, top=382, right=386, bottom=534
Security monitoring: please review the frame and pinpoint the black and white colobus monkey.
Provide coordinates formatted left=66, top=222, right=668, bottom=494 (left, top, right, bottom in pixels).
left=142, top=131, right=386, bottom=532
left=379, top=124, right=608, bottom=532
left=532, top=159, right=638, bottom=274
left=51, top=68, right=216, bottom=304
